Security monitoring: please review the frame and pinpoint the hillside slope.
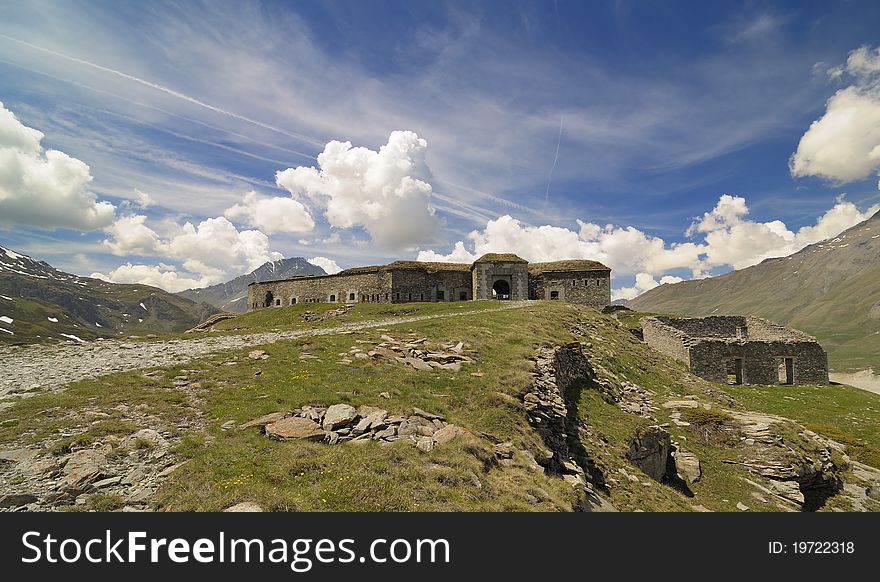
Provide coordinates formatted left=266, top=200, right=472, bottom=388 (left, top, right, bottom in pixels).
left=0, top=245, right=219, bottom=344
left=1, top=301, right=876, bottom=512
left=177, top=258, right=325, bottom=312
left=629, top=211, right=880, bottom=371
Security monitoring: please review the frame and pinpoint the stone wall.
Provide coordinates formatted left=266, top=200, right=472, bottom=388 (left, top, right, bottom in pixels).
left=641, top=317, right=692, bottom=363
left=390, top=269, right=472, bottom=303
left=654, top=315, right=748, bottom=338
left=642, top=316, right=829, bottom=386
left=472, top=262, right=529, bottom=300
left=529, top=271, right=611, bottom=309
left=247, top=271, right=392, bottom=309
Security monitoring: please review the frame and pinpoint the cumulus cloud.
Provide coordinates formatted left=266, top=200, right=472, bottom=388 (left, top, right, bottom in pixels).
left=417, top=214, right=703, bottom=277
left=692, top=194, right=880, bottom=269
left=276, top=131, right=443, bottom=250
left=224, top=190, right=314, bottom=234
left=98, top=215, right=282, bottom=290
left=0, top=101, right=115, bottom=230
left=308, top=256, right=342, bottom=274
left=91, top=263, right=205, bottom=293
left=418, top=195, right=879, bottom=299
left=101, top=214, right=163, bottom=256
left=791, top=46, right=880, bottom=183
left=613, top=274, right=685, bottom=302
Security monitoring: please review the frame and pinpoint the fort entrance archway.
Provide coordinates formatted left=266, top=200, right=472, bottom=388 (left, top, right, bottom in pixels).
left=263, top=291, right=274, bottom=308
left=492, top=279, right=511, bottom=300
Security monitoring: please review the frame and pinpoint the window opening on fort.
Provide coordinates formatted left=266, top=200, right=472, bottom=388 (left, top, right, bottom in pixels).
left=549, top=290, right=559, bottom=300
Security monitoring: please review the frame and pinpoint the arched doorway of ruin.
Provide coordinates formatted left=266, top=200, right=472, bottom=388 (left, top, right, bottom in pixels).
left=492, top=279, right=511, bottom=300
left=263, top=290, right=274, bottom=308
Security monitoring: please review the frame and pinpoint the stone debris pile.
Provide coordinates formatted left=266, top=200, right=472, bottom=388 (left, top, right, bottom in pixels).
left=341, top=335, right=476, bottom=373
left=240, top=404, right=470, bottom=452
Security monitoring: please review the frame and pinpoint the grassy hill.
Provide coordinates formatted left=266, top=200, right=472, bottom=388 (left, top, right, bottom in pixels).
left=0, top=245, right=218, bottom=344
left=1, top=301, right=876, bottom=512
left=629, top=211, right=880, bottom=371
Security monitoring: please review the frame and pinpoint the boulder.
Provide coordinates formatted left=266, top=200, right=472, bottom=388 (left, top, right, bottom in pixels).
left=352, top=410, right=388, bottom=435
left=414, top=436, right=435, bottom=453
left=672, top=448, right=702, bottom=484
left=248, top=350, right=269, bottom=360
left=866, top=481, right=880, bottom=501
left=412, top=407, right=445, bottom=421
left=265, top=417, right=326, bottom=441
left=62, top=449, right=107, bottom=486
left=0, top=449, right=38, bottom=463
left=0, top=493, right=38, bottom=508
left=433, top=424, right=467, bottom=445
left=625, top=426, right=671, bottom=482
left=771, top=480, right=805, bottom=504
left=239, top=411, right=291, bottom=430
left=322, top=404, right=358, bottom=431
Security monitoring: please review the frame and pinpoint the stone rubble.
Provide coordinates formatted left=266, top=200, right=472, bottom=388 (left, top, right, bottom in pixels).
left=352, top=334, right=477, bottom=373
left=241, top=405, right=471, bottom=452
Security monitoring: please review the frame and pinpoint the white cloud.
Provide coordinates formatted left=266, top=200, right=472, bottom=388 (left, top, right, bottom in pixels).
left=91, top=263, right=205, bottom=293
left=0, top=101, right=115, bottom=230
left=791, top=46, right=880, bottom=183
left=276, top=131, right=443, bottom=250
left=224, top=190, right=314, bottom=234
left=101, top=214, right=163, bottom=256
left=97, top=215, right=283, bottom=290
left=613, top=273, right=684, bottom=302
left=307, top=256, right=342, bottom=274
left=417, top=214, right=703, bottom=277
left=419, top=195, right=879, bottom=299
left=135, top=189, right=154, bottom=208
left=692, top=194, right=880, bottom=270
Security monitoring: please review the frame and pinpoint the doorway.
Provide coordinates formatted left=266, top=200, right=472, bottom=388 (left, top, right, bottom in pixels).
left=728, top=358, right=743, bottom=384
left=492, top=279, right=511, bottom=300
left=778, top=357, right=794, bottom=385
left=263, top=291, right=274, bottom=308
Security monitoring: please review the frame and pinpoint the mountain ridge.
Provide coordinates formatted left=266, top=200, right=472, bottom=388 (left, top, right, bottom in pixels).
left=0, top=245, right=219, bottom=344
left=176, top=257, right=326, bottom=312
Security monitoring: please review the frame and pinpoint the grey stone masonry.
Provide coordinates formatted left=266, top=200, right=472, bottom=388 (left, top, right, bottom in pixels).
left=247, top=253, right=612, bottom=310
left=642, top=315, right=829, bottom=386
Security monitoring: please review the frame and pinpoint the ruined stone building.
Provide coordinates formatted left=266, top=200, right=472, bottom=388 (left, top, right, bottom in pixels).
left=641, top=315, right=829, bottom=385
left=247, top=253, right=611, bottom=310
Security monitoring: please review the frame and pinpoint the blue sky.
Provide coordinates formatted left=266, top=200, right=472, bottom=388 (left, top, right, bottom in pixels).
left=1, top=0, right=879, bottom=297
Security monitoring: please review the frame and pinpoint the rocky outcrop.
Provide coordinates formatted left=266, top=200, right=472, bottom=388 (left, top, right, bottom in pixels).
left=626, top=426, right=671, bottom=482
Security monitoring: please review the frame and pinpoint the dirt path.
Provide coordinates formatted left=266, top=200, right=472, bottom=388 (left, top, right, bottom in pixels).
left=0, top=303, right=527, bottom=402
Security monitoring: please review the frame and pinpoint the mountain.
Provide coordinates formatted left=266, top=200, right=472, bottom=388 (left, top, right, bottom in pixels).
left=629, top=211, right=880, bottom=372
left=176, top=257, right=326, bottom=312
left=0, top=245, right=219, bottom=344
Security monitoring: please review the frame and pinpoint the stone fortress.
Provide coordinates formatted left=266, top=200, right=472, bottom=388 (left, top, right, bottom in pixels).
left=642, top=315, right=829, bottom=385
left=247, top=253, right=611, bottom=310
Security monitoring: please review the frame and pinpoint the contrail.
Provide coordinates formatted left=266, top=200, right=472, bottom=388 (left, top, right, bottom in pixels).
left=0, top=56, right=318, bottom=162
left=544, top=114, right=564, bottom=205
left=0, top=33, right=326, bottom=147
